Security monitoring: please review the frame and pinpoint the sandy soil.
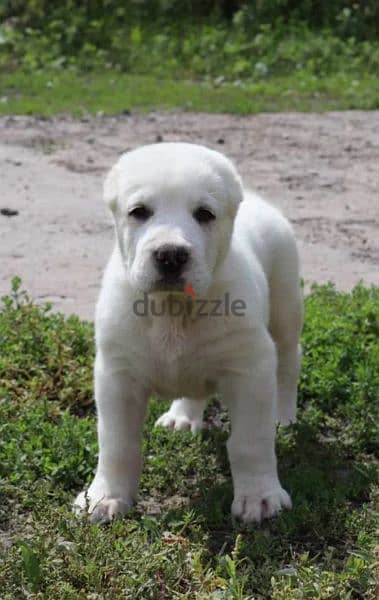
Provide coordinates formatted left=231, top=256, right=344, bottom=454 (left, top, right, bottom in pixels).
left=1, top=111, right=378, bottom=319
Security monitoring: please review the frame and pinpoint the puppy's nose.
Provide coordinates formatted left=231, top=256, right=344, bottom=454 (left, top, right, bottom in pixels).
left=153, top=245, right=190, bottom=277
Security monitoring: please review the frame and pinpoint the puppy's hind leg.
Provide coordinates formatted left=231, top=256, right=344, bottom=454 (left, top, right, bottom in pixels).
left=155, top=397, right=208, bottom=433
left=275, top=341, right=302, bottom=425
left=269, top=237, right=303, bottom=426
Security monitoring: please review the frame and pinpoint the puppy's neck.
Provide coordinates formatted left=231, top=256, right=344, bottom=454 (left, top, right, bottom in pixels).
left=146, top=296, right=193, bottom=360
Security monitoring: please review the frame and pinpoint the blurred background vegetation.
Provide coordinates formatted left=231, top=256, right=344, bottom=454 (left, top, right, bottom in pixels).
left=0, top=1, right=378, bottom=113
left=1, top=0, right=379, bottom=80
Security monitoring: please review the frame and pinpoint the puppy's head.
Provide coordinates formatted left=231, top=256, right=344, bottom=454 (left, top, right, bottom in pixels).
left=104, top=143, right=243, bottom=296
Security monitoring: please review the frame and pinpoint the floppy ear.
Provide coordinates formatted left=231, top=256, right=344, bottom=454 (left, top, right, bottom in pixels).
left=103, top=163, right=120, bottom=212
left=209, top=149, right=244, bottom=217
left=103, top=162, right=126, bottom=257
left=226, top=169, right=244, bottom=218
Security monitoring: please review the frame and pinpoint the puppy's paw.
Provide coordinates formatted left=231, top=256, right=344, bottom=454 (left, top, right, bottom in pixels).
left=277, top=394, right=297, bottom=426
left=155, top=411, right=203, bottom=433
left=277, top=412, right=297, bottom=427
left=277, top=405, right=297, bottom=426
left=232, top=480, right=292, bottom=524
left=73, top=490, right=133, bottom=524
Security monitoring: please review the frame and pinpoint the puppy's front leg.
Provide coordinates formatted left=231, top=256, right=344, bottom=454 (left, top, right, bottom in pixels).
left=221, top=329, right=291, bottom=523
left=74, top=351, right=148, bottom=523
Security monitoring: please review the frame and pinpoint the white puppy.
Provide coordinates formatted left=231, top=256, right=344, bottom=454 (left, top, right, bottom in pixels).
left=74, top=143, right=303, bottom=524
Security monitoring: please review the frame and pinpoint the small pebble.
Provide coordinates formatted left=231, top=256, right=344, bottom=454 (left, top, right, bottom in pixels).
left=1, top=208, right=19, bottom=217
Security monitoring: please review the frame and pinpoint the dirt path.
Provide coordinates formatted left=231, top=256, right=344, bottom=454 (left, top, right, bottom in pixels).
left=1, top=111, right=378, bottom=319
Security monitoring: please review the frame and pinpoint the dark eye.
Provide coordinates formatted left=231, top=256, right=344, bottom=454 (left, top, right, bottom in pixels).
left=193, top=207, right=216, bottom=224
left=128, top=205, right=152, bottom=221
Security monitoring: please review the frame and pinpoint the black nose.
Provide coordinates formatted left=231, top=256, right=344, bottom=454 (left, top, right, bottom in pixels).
left=153, top=245, right=190, bottom=278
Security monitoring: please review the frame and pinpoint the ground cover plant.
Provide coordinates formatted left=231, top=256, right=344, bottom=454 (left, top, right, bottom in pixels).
left=1, top=1, right=379, bottom=114
left=1, top=70, right=379, bottom=116
left=0, top=277, right=378, bottom=598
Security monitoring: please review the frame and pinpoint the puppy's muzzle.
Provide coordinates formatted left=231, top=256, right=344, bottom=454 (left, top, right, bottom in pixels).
left=153, top=244, right=190, bottom=280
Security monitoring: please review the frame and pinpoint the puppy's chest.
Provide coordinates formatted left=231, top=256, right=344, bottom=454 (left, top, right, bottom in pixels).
left=146, top=317, right=223, bottom=397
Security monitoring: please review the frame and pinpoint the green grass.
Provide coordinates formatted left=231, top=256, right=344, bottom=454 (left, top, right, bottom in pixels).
left=1, top=70, right=379, bottom=116
left=0, top=277, right=378, bottom=598
left=2, top=5, right=379, bottom=115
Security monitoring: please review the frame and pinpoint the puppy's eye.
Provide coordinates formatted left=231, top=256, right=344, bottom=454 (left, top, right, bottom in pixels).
left=128, top=205, right=152, bottom=221
left=193, top=207, right=216, bottom=224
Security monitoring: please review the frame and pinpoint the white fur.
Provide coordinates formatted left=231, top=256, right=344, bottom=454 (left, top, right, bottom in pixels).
left=73, top=143, right=303, bottom=524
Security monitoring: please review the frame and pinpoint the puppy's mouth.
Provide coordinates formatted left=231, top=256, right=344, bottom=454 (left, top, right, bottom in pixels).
left=153, top=277, right=186, bottom=292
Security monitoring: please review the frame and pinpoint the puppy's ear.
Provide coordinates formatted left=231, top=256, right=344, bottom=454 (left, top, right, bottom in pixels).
left=103, top=162, right=126, bottom=258
left=210, top=150, right=244, bottom=217
left=103, top=163, right=120, bottom=212
left=226, top=169, right=244, bottom=218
